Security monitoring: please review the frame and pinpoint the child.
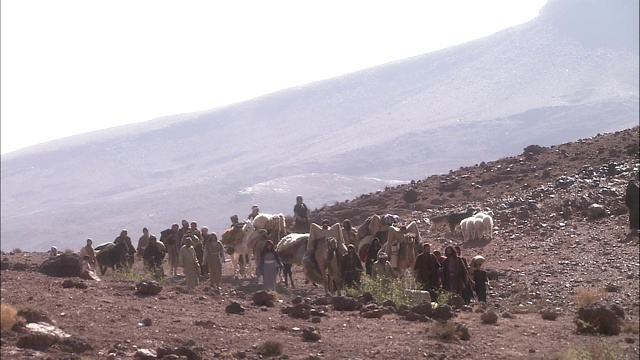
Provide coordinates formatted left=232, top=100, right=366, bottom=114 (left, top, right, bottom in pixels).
left=471, top=255, right=488, bottom=303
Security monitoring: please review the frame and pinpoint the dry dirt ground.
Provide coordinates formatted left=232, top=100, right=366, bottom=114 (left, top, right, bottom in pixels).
left=1, top=126, right=639, bottom=360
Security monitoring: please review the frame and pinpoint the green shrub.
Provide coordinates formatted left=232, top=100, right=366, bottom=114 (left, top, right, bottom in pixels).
left=348, top=270, right=422, bottom=307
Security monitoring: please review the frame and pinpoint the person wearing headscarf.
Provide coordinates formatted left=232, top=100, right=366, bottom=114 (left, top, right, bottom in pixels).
left=49, top=246, right=59, bottom=258
left=79, top=238, right=97, bottom=269
left=471, top=255, right=488, bottom=303
left=258, top=240, right=283, bottom=291
left=179, top=237, right=200, bottom=291
left=442, top=245, right=469, bottom=296
left=114, top=229, right=136, bottom=267
left=341, top=219, right=359, bottom=249
left=248, top=205, right=260, bottom=222
left=143, top=235, right=165, bottom=279
left=371, top=252, right=395, bottom=279
left=365, top=237, right=382, bottom=276
left=203, top=232, right=223, bottom=289
left=341, top=244, right=363, bottom=288
left=293, top=195, right=311, bottom=233
left=413, top=243, right=441, bottom=295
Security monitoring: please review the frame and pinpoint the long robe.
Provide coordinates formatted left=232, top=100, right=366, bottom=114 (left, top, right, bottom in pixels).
left=179, top=245, right=199, bottom=289
left=442, top=256, right=468, bottom=295
left=260, top=252, right=280, bottom=291
left=204, top=240, right=223, bottom=287
left=413, top=252, right=441, bottom=289
left=341, top=252, right=363, bottom=288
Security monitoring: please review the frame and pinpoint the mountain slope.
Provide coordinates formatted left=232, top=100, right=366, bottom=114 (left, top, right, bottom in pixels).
left=1, top=0, right=638, bottom=252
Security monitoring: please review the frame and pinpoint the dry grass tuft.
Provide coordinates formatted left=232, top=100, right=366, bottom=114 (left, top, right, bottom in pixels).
left=551, top=340, right=629, bottom=360
left=572, top=287, right=605, bottom=308
left=1, top=303, right=18, bottom=331
left=257, top=339, right=284, bottom=356
left=428, top=321, right=458, bottom=342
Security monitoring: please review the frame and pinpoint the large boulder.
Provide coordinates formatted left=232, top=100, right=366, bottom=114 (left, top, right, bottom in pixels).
left=225, top=302, right=246, bottom=315
left=16, top=322, right=71, bottom=349
left=576, top=302, right=622, bottom=335
left=38, top=253, right=82, bottom=278
left=431, top=304, right=454, bottom=321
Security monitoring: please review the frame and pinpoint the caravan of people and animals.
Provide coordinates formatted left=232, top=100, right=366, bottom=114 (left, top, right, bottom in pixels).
left=63, top=186, right=639, bottom=307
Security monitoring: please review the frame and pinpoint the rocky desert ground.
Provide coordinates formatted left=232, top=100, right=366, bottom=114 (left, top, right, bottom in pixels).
left=1, top=126, right=638, bottom=359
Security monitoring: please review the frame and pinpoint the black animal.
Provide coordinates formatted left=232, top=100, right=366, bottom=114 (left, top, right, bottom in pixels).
left=282, top=263, right=294, bottom=287
left=448, top=208, right=476, bottom=233
left=96, top=242, right=128, bottom=275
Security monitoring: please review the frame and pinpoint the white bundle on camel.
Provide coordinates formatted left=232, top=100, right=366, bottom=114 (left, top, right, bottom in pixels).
left=381, top=221, right=420, bottom=275
left=356, top=214, right=400, bottom=245
left=276, top=233, right=308, bottom=265
left=252, top=213, right=287, bottom=243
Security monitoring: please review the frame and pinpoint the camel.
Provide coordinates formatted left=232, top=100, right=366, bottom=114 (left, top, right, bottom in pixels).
left=276, top=233, right=310, bottom=287
left=303, top=236, right=345, bottom=295
left=220, top=221, right=259, bottom=279
left=378, top=221, right=421, bottom=277
left=302, top=222, right=347, bottom=295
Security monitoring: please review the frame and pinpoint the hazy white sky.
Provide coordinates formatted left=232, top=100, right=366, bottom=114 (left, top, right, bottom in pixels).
left=1, top=0, right=547, bottom=154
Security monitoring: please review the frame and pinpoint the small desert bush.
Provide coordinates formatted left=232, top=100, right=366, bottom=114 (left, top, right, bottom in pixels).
left=572, top=287, right=604, bottom=308
left=257, top=339, right=284, bottom=357
left=347, top=270, right=422, bottom=307
left=1, top=303, right=18, bottom=331
left=64, top=248, right=75, bottom=255
left=622, top=320, right=640, bottom=334
left=428, top=321, right=458, bottom=342
left=551, top=340, right=628, bottom=360
left=11, top=248, right=22, bottom=254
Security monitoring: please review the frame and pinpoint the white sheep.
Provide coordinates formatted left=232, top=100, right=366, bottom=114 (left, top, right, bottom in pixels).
left=473, top=217, right=484, bottom=240
left=474, top=211, right=494, bottom=239
left=460, top=217, right=473, bottom=241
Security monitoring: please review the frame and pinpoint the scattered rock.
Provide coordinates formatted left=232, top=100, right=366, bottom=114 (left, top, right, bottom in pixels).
left=134, top=348, right=157, bottom=360
left=410, top=302, right=433, bottom=316
left=312, top=296, right=332, bottom=306
left=176, top=346, right=203, bottom=360
left=332, top=296, right=357, bottom=311
left=576, top=302, right=621, bottom=335
left=136, top=281, right=163, bottom=295
left=225, top=301, right=246, bottom=315
left=59, top=337, right=93, bottom=353
left=62, top=278, right=87, bottom=289
left=540, top=309, right=560, bottom=321
left=361, top=309, right=386, bottom=319
left=481, top=310, right=498, bottom=324
left=587, top=204, right=606, bottom=219
left=302, top=327, right=321, bottom=342
left=381, top=299, right=397, bottom=309
left=455, top=323, right=471, bottom=340
left=360, top=292, right=374, bottom=303
left=403, top=188, right=419, bottom=203
left=311, top=316, right=321, bottom=323
left=252, top=290, right=276, bottom=307
left=18, top=308, right=54, bottom=325
left=16, top=322, right=71, bottom=349
left=501, top=311, right=514, bottom=319
left=432, top=305, right=454, bottom=321
left=283, top=303, right=311, bottom=320
left=140, top=318, right=152, bottom=326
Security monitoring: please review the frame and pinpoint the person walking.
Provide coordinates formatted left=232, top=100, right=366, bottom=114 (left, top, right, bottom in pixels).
left=161, top=223, right=180, bottom=276
left=137, top=227, right=150, bottom=260
left=413, top=243, right=441, bottom=300
left=203, top=232, right=223, bottom=290
left=442, top=246, right=469, bottom=297
left=625, top=178, right=639, bottom=235
left=258, top=240, right=283, bottom=291
left=365, top=238, right=382, bottom=276
left=143, top=235, right=166, bottom=279
left=114, top=229, right=136, bottom=267
left=471, top=255, right=488, bottom=303
left=341, top=244, right=363, bottom=288
left=179, top=237, right=200, bottom=291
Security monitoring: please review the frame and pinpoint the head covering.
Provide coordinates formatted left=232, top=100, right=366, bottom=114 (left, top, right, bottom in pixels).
left=265, top=240, right=274, bottom=246
left=347, top=244, right=355, bottom=250
left=322, top=218, right=330, bottom=225
left=149, top=235, right=157, bottom=242
left=378, top=252, right=388, bottom=259
left=471, top=255, right=485, bottom=265
left=252, top=205, right=259, bottom=210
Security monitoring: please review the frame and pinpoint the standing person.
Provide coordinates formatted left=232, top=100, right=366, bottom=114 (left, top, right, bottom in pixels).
left=433, top=250, right=445, bottom=285
left=160, top=223, right=180, bottom=276
left=143, top=235, right=166, bottom=279
left=455, top=246, right=473, bottom=305
left=365, top=238, right=382, bottom=276
left=114, top=229, right=136, bottom=267
left=413, top=243, right=441, bottom=300
left=79, top=238, right=97, bottom=269
left=203, top=232, right=223, bottom=290
left=179, top=237, right=200, bottom=291
left=137, top=228, right=150, bottom=260
left=625, top=178, right=639, bottom=235
left=341, top=219, right=359, bottom=248
left=248, top=205, right=260, bottom=222
left=293, top=196, right=311, bottom=233
left=258, top=240, right=283, bottom=291
left=341, top=244, right=363, bottom=288
left=442, top=246, right=469, bottom=297
left=471, top=255, right=488, bottom=303
left=190, top=221, right=205, bottom=276
left=371, top=252, right=396, bottom=279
